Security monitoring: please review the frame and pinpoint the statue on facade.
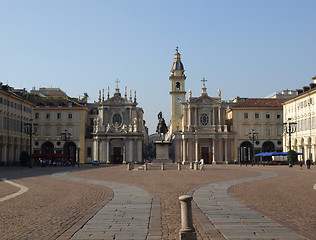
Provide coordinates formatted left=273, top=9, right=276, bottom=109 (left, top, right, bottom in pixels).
left=156, top=111, right=168, bottom=139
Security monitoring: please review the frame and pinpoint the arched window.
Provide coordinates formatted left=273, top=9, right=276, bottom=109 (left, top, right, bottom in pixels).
left=175, top=82, right=180, bottom=90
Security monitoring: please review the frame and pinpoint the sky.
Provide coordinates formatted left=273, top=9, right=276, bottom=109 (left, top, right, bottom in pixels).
left=1, top=0, right=316, bottom=134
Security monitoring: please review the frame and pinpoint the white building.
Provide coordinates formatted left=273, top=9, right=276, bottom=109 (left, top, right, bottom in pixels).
left=283, top=77, right=316, bottom=163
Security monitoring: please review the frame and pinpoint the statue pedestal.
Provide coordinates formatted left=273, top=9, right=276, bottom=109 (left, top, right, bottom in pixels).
left=154, top=141, right=172, bottom=163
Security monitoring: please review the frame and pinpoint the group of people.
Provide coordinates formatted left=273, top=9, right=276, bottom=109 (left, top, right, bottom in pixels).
left=300, top=159, right=312, bottom=170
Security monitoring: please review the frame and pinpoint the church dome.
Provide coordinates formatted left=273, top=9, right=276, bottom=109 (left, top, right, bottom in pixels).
left=171, top=61, right=184, bottom=71
left=171, top=51, right=184, bottom=71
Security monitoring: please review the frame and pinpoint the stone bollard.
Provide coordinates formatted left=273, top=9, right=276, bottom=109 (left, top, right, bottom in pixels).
left=193, top=162, right=199, bottom=170
left=179, top=195, right=196, bottom=240
left=161, top=163, right=165, bottom=170
left=189, top=162, right=193, bottom=169
left=144, top=162, right=148, bottom=171
left=127, top=162, right=134, bottom=171
left=178, top=162, right=181, bottom=171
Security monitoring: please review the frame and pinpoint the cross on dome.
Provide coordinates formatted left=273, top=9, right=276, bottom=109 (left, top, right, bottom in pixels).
left=201, top=77, right=207, bottom=87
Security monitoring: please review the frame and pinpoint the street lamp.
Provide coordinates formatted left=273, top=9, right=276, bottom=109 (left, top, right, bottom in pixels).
left=24, top=119, right=38, bottom=168
left=283, top=118, right=297, bottom=167
left=60, top=129, right=72, bottom=165
left=283, top=118, right=297, bottom=152
left=248, top=129, right=259, bottom=165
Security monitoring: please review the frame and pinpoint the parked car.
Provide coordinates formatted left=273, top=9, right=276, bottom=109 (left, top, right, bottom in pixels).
left=91, top=161, right=100, bottom=166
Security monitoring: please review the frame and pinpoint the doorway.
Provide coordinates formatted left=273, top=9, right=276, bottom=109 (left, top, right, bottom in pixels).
left=113, top=147, right=122, bottom=164
left=201, top=147, right=209, bottom=164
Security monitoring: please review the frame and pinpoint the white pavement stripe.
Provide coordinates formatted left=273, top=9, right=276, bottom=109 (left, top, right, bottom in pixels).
left=0, top=178, right=29, bottom=202
left=194, top=170, right=306, bottom=240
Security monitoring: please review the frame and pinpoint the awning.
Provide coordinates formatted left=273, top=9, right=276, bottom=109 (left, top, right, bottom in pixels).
left=255, top=152, right=303, bottom=157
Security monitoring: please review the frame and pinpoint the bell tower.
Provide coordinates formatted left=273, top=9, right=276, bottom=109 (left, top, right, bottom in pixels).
left=170, top=48, right=186, bottom=134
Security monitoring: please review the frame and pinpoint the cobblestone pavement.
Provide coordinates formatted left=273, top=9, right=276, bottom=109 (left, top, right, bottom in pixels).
left=0, top=167, right=110, bottom=240
left=194, top=169, right=305, bottom=240
left=54, top=172, right=152, bottom=240
left=229, top=166, right=316, bottom=240
left=1, top=165, right=315, bottom=240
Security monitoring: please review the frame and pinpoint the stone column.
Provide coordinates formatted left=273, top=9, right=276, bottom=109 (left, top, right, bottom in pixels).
left=100, top=140, right=106, bottom=163
left=128, top=140, right=134, bottom=163
left=182, top=138, right=186, bottom=163
left=219, top=139, right=223, bottom=163
left=179, top=195, right=196, bottom=240
left=225, top=138, right=228, bottom=164
left=106, top=140, right=110, bottom=163
left=137, top=140, right=142, bottom=163
left=218, top=107, right=222, bottom=132
left=93, top=138, right=98, bottom=161
left=212, top=139, right=216, bottom=164
left=188, top=106, right=191, bottom=129
left=313, top=145, right=316, bottom=163
left=195, top=140, right=198, bottom=162
left=194, top=107, right=198, bottom=129
left=122, top=143, right=126, bottom=164
left=212, top=108, right=216, bottom=128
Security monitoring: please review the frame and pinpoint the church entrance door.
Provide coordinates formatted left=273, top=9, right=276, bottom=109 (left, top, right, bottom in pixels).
left=201, top=147, right=210, bottom=164
left=113, top=147, right=122, bottom=164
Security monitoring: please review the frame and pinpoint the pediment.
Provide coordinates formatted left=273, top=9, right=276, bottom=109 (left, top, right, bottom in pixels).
left=103, top=95, right=135, bottom=106
left=190, top=95, right=221, bottom=105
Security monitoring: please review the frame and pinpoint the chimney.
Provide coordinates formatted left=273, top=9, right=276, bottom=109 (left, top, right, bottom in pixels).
left=297, top=89, right=303, bottom=95
left=310, top=83, right=316, bottom=89
left=303, top=86, right=310, bottom=92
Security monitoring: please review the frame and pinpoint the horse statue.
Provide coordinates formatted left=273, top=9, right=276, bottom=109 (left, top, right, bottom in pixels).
left=156, top=111, right=168, bottom=140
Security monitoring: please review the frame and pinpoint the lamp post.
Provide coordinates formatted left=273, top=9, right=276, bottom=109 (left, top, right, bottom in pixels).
left=248, top=129, right=259, bottom=165
left=24, top=119, right=38, bottom=168
left=283, top=118, right=297, bottom=167
left=60, top=130, right=71, bottom=164
left=283, top=118, right=297, bottom=152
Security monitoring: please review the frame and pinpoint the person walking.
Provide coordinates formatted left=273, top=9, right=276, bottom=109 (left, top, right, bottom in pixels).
left=306, top=159, right=311, bottom=169
left=300, top=161, right=303, bottom=170
left=200, top=158, right=205, bottom=171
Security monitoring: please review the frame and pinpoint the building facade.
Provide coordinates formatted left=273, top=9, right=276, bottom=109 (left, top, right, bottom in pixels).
left=227, top=98, right=286, bottom=163
left=92, top=86, right=146, bottom=164
left=168, top=51, right=234, bottom=163
left=283, top=77, right=316, bottom=163
left=30, top=98, right=90, bottom=164
left=0, top=83, right=33, bottom=165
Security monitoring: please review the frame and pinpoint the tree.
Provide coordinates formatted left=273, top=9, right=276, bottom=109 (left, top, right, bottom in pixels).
left=287, top=150, right=298, bottom=167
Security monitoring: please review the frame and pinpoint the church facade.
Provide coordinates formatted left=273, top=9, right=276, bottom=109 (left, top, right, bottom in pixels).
left=168, top=50, right=234, bottom=163
left=92, top=86, right=146, bottom=164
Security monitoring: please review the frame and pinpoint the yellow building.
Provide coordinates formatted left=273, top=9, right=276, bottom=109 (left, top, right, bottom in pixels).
left=0, top=83, right=33, bottom=165
left=283, top=77, right=316, bottom=163
left=30, top=98, right=90, bottom=164
left=227, top=98, right=286, bottom=163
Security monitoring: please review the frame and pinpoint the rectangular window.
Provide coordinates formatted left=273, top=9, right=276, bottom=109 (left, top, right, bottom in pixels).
left=266, top=113, right=270, bottom=119
left=35, top=112, right=39, bottom=119
left=244, top=113, right=249, bottom=119
left=255, top=113, right=260, bottom=119
left=243, top=126, right=249, bottom=136
left=46, top=113, right=51, bottom=119
left=276, top=113, right=281, bottom=119
left=57, top=127, right=61, bottom=136
left=277, top=126, right=282, bottom=136
left=68, top=113, right=73, bottom=119
left=87, top=147, right=92, bottom=157
left=57, top=113, right=61, bottom=119
left=46, top=127, right=51, bottom=136
left=266, top=127, right=271, bottom=136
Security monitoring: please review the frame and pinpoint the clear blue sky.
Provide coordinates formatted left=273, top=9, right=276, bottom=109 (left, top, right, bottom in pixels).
left=1, top=0, right=316, bottom=134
